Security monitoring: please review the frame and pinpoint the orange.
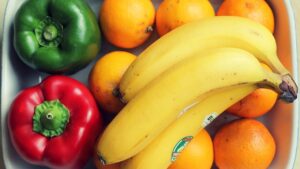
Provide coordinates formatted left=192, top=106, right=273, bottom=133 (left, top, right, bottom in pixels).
left=89, top=51, right=136, bottom=114
left=213, top=118, right=276, bottom=169
left=217, top=0, right=275, bottom=33
left=227, top=63, right=278, bottom=118
left=99, top=0, right=155, bottom=48
left=156, top=0, right=215, bottom=37
left=168, top=129, right=213, bottom=169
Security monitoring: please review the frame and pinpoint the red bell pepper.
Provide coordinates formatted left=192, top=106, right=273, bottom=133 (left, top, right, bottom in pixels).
left=8, top=75, right=103, bottom=169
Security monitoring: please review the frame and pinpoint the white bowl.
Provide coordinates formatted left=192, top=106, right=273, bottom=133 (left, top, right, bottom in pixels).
left=1, top=0, right=298, bottom=169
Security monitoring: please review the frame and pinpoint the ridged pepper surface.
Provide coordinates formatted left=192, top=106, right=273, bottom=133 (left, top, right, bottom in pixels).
left=14, top=0, right=101, bottom=74
left=8, top=75, right=102, bottom=169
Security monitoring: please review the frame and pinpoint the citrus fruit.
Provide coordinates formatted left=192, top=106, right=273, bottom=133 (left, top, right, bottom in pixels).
left=227, top=63, right=278, bottom=118
left=217, top=0, right=275, bottom=33
left=99, top=0, right=155, bottom=48
left=156, top=0, right=215, bottom=36
left=89, top=51, right=136, bottom=114
left=168, top=129, right=213, bottom=169
left=214, top=118, right=276, bottom=169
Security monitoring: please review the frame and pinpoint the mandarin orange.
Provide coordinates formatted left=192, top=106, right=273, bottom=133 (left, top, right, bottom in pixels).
left=100, top=0, right=155, bottom=48
left=156, top=0, right=215, bottom=36
left=214, top=119, right=276, bottom=169
left=168, top=129, right=213, bottom=169
left=217, top=0, right=275, bottom=33
left=89, top=51, right=136, bottom=114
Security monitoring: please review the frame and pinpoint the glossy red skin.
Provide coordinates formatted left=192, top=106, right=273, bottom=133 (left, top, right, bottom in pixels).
left=8, top=75, right=102, bottom=169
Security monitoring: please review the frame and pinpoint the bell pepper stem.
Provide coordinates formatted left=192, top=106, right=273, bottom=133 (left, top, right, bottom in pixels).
left=34, top=16, right=63, bottom=47
left=33, top=100, right=70, bottom=137
left=43, top=25, right=58, bottom=41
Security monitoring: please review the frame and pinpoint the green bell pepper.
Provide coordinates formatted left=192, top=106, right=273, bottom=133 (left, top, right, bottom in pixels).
left=14, top=0, right=101, bottom=74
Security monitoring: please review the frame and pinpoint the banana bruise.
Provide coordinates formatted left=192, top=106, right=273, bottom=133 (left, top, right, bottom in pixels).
left=120, top=84, right=257, bottom=169
left=97, top=47, right=286, bottom=164
left=119, top=16, right=297, bottom=102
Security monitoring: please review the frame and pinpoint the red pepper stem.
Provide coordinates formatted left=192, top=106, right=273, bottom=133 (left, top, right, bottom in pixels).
left=46, top=112, right=54, bottom=119
left=33, top=100, right=70, bottom=137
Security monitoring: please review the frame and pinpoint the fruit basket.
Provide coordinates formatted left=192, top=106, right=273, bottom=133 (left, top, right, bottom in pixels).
left=0, top=0, right=298, bottom=169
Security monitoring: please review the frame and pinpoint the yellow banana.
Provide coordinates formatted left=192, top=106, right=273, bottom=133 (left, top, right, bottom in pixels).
left=119, top=16, right=297, bottom=102
left=97, top=47, right=292, bottom=164
left=120, top=84, right=257, bottom=169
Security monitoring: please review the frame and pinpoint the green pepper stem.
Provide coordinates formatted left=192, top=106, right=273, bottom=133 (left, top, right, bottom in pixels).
left=33, top=100, right=70, bottom=137
left=43, top=25, right=58, bottom=41
left=35, top=16, right=63, bottom=47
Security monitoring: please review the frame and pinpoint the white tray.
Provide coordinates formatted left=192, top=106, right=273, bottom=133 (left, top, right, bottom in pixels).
left=0, top=0, right=298, bottom=169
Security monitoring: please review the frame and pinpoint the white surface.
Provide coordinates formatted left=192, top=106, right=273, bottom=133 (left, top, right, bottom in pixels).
left=1, top=0, right=299, bottom=169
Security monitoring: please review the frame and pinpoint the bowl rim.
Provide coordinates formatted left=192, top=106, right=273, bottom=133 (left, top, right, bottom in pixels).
left=283, top=0, right=300, bottom=168
left=0, top=0, right=299, bottom=169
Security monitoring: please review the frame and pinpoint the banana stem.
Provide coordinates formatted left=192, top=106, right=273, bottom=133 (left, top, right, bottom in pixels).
left=260, top=71, right=297, bottom=103
left=265, top=57, right=298, bottom=99
left=279, top=79, right=298, bottom=103
left=282, top=74, right=298, bottom=95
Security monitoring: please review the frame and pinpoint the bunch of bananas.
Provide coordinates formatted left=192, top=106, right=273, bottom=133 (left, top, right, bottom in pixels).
left=96, top=16, right=298, bottom=169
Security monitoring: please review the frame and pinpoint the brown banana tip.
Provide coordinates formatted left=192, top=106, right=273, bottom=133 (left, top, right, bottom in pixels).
left=112, top=87, right=121, bottom=98
left=112, top=87, right=127, bottom=104
left=98, top=154, right=106, bottom=165
left=120, top=97, right=127, bottom=104
left=283, top=74, right=298, bottom=92
left=279, top=81, right=297, bottom=103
